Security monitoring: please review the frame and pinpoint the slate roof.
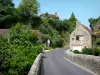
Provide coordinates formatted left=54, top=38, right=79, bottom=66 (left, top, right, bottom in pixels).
left=40, top=13, right=59, bottom=19
left=0, top=29, right=8, bottom=36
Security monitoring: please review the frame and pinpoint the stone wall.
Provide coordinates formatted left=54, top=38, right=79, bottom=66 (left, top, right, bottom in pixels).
left=64, top=50, right=100, bottom=75
left=28, top=53, right=42, bottom=75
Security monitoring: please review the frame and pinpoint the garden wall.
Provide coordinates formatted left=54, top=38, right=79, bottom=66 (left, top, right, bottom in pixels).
left=65, top=50, right=100, bottom=75
left=28, top=53, right=42, bottom=75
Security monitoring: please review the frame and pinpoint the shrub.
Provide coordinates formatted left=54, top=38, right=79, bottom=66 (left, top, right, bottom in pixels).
left=95, top=38, right=100, bottom=47
left=41, top=44, right=52, bottom=50
left=40, top=26, right=65, bottom=48
left=82, top=48, right=93, bottom=55
left=93, top=48, right=100, bottom=56
left=8, top=45, right=41, bottom=75
left=1, top=23, right=42, bottom=75
left=0, top=36, right=10, bottom=74
left=82, top=48, right=100, bottom=56
left=73, top=50, right=80, bottom=54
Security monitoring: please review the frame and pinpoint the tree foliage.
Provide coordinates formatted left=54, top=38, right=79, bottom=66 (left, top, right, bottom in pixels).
left=38, top=17, right=76, bottom=48
left=68, top=12, right=78, bottom=31
left=69, top=12, right=78, bottom=23
left=18, top=0, right=39, bottom=24
left=88, top=16, right=100, bottom=25
left=88, top=16, right=100, bottom=48
left=18, top=0, right=39, bottom=15
left=0, top=0, right=79, bottom=74
left=0, top=0, right=15, bottom=28
left=0, top=36, right=10, bottom=75
left=0, top=23, right=42, bottom=75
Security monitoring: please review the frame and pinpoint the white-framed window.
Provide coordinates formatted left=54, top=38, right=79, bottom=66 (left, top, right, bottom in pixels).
left=76, top=35, right=84, bottom=41
left=80, top=36, right=84, bottom=41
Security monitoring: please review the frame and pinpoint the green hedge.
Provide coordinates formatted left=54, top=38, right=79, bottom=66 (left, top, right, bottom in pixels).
left=82, top=48, right=100, bottom=56
left=73, top=50, right=80, bottom=54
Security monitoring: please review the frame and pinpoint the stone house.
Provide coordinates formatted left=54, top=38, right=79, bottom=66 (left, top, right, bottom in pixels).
left=40, top=12, right=59, bottom=19
left=70, top=21, right=92, bottom=51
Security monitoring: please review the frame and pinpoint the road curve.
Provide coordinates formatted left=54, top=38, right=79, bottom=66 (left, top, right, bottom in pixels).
left=40, top=47, right=94, bottom=75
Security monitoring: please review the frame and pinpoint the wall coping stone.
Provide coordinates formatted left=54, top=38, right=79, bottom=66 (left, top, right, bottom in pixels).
left=28, top=53, right=42, bottom=75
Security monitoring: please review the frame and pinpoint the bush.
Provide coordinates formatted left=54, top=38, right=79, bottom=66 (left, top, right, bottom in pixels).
left=73, top=50, right=80, bottom=54
left=0, top=23, right=42, bottom=75
left=41, top=44, right=52, bottom=50
left=7, top=23, right=41, bottom=75
left=8, top=45, right=41, bottom=75
left=93, top=48, right=100, bottom=56
left=82, top=48, right=93, bottom=55
left=0, top=36, right=10, bottom=74
left=40, top=25, right=65, bottom=48
left=39, top=18, right=73, bottom=48
left=82, top=48, right=100, bottom=56
left=95, top=38, right=100, bottom=48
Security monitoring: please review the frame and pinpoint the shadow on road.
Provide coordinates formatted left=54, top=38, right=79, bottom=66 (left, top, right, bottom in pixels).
left=39, top=53, right=47, bottom=75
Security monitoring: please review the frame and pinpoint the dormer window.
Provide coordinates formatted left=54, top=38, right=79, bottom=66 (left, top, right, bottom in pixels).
left=76, top=36, right=79, bottom=41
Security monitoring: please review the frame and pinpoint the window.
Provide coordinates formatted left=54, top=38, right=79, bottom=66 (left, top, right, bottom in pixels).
left=80, top=36, right=84, bottom=40
left=76, top=35, right=84, bottom=41
left=76, top=36, right=79, bottom=41
left=72, top=38, right=74, bottom=40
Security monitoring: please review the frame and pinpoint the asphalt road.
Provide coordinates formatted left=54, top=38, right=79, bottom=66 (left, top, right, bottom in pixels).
left=40, top=47, right=94, bottom=75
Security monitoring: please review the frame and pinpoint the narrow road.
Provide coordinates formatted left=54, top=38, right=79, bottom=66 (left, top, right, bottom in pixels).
left=40, top=47, right=94, bottom=75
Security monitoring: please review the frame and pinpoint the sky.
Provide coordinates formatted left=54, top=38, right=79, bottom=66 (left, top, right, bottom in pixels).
left=13, top=0, right=100, bottom=28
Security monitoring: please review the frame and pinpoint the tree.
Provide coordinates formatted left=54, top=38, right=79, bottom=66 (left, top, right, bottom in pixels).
left=18, top=0, right=39, bottom=24
left=69, top=12, right=78, bottom=32
left=88, top=16, right=100, bottom=31
left=69, top=12, right=78, bottom=23
left=18, top=0, right=39, bottom=14
left=0, top=0, right=14, bottom=28
left=7, top=23, right=41, bottom=75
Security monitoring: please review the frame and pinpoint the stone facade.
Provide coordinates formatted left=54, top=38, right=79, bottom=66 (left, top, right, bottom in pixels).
left=70, top=21, right=92, bottom=51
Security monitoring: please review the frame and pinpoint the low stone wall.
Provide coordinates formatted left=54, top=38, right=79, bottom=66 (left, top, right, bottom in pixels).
left=28, top=53, right=42, bottom=75
left=64, top=50, right=100, bottom=75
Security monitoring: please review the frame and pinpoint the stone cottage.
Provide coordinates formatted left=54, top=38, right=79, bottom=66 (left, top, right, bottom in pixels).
left=40, top=12, right=59, bottom=19
left=70, top=21, right=92, bottom=51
